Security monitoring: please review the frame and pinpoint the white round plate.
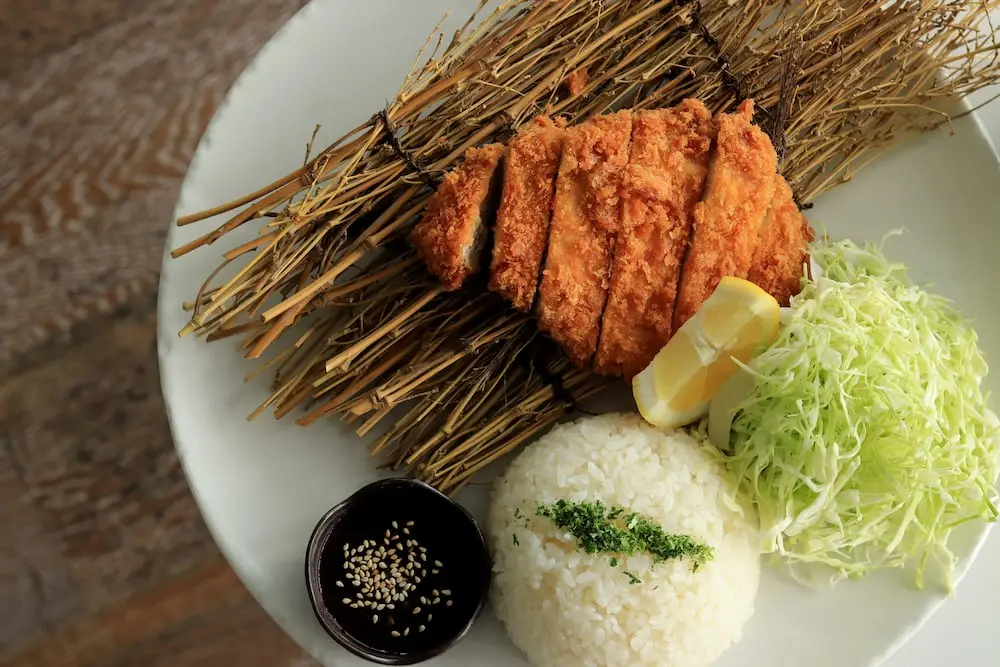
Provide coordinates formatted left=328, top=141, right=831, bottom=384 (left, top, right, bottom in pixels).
left=158, top=2, right=1000, bottom=666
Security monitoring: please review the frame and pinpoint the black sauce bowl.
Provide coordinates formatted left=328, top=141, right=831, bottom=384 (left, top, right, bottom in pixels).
left=305, top=478, right=491, bottom=665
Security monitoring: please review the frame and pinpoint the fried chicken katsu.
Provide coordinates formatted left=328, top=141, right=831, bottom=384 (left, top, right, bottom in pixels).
left=410, top=143, right=505, bottom=290
left=536, top=110, right=633, bottom=366
left=747, top=174, right=815, bottom=306
left=410, top=99, right=808, bottom=380
left=489, top=116, right=565, bottom=311
left=673, top=99, right=778, bottom=330
left=595, top=101, right=715, bottom=379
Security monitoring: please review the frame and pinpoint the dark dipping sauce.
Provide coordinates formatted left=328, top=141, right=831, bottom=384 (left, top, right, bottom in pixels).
left=305, top=478, right=491, bottom=665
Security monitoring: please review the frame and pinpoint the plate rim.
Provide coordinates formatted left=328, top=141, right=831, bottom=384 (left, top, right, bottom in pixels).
left=156, top=0, right=331, bottom=641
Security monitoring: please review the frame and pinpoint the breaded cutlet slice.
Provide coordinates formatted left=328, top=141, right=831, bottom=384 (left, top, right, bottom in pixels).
left=595, top=100, right=715, bottom=379
left=747, top=173, right=815, bottom=306
left=410, top=143, right=505, bottom=290
left=536, top=110, right=633, bottom=367
left=673, top=99, right=778, bottom=330
left=489, top=116, right=565, bottom=311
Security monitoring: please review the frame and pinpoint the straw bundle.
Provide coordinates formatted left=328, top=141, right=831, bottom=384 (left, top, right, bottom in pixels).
left=171, top=0, right=1000, bottom=492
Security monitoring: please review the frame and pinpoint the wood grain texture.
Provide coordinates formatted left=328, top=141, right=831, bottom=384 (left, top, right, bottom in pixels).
left=0, top=1, right=318, bottom=665
left=0, top=0, right=308, bottom=366
left=0, top=298, right=318, bottom=665
left=0, top=557, right=314, bottom=667
left=0, top=300, right=216, bottom=623
left=0, top=1, right=145, bottom=75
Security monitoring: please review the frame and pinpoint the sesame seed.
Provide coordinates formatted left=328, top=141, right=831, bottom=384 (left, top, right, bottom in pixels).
left=419, top=625, right=426, bottom=632
left=432, top=589, right=439, bottom=596
left=421, top=553, right=427, bottom=562
left=392, top=521, right=399, bottom=529
left=431, top=569, right=439, bottom=575
left=391, top=631, right=400, bottom=638
left=419, top=547, right=427, bottom=553
left=342, top=598, right=352, bottom=604
left=446, top=600, right=453, bottom=607
left=404, top=627, right=410, bottom=636
left=387, top=603, right=395, bottom=610
left=442, top=590, right=451, bottom=596
left=373, top=614, right=379, bottom=623
left=413, top=606, right=422, bottom=614
left=335, top=581, right=344, bottom=588
left=434, top=560, right=443, bottom=567
left=428, top=614, right=433, bottom=621
left=422, top=570, right=427, bottom=577
left=403, top=528, right=410, bottom=535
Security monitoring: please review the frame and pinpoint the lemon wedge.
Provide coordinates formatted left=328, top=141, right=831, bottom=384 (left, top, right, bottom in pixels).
left=633, top=277, right=780, bottom=429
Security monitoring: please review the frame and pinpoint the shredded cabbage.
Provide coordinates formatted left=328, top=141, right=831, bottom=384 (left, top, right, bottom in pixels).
left=721, top=234, right=999, bottom=590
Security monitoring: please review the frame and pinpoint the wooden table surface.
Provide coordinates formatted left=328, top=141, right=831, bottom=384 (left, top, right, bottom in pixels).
left=0, top=1, right=321, bottom=664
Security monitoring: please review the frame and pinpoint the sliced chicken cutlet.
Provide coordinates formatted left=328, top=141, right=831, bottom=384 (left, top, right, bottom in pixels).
left=747, top=174, right=815, bottom=306
left=536, top=110, right=632, bottom=367
left=410, top=143, right=505, bottom=290
left=673, top=99, right=778, bottom=330
left=489, top=116, right=565, bottom=311
left=595, top=100, right=714, bottom=379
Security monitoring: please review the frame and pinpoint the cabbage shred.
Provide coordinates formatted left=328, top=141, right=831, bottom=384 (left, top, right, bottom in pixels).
left=725, top=237, right=999, bottom=589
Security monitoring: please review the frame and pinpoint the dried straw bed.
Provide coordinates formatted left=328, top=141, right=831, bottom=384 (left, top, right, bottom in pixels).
left=172, top=0, right=1000, bottom=493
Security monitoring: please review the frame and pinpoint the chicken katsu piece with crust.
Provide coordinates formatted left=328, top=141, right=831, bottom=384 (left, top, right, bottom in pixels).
left=673, top=99, right=778, bottom=330
left=595, top=100, right=715, bottom=379
left=747, top=174, right=815, bottom=305
left=489, top=116, right=565, bottom=311
left=409, top=99, right=809, bottom=379
left=410, top=143, right=505, bottom=290
left=536, top=110, right=633, bottom=367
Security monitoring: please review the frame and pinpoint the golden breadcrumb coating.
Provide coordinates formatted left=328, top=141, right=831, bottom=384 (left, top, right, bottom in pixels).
left=411, top=100, right=804, bottom=380
left=747, top=173, right=815, bottom=306
left=489, top=116, right=565, bottom=311
left=596, top=100, right=715, bottom=379
left=410, top=143, right=505, bottom=290
left=537, top=110, right=633, bottom=367
left=673, top=99, right=778, bottom=330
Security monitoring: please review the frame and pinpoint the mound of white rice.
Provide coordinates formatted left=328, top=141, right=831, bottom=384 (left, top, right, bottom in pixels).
left=488, top=413, right=760, bottom=667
